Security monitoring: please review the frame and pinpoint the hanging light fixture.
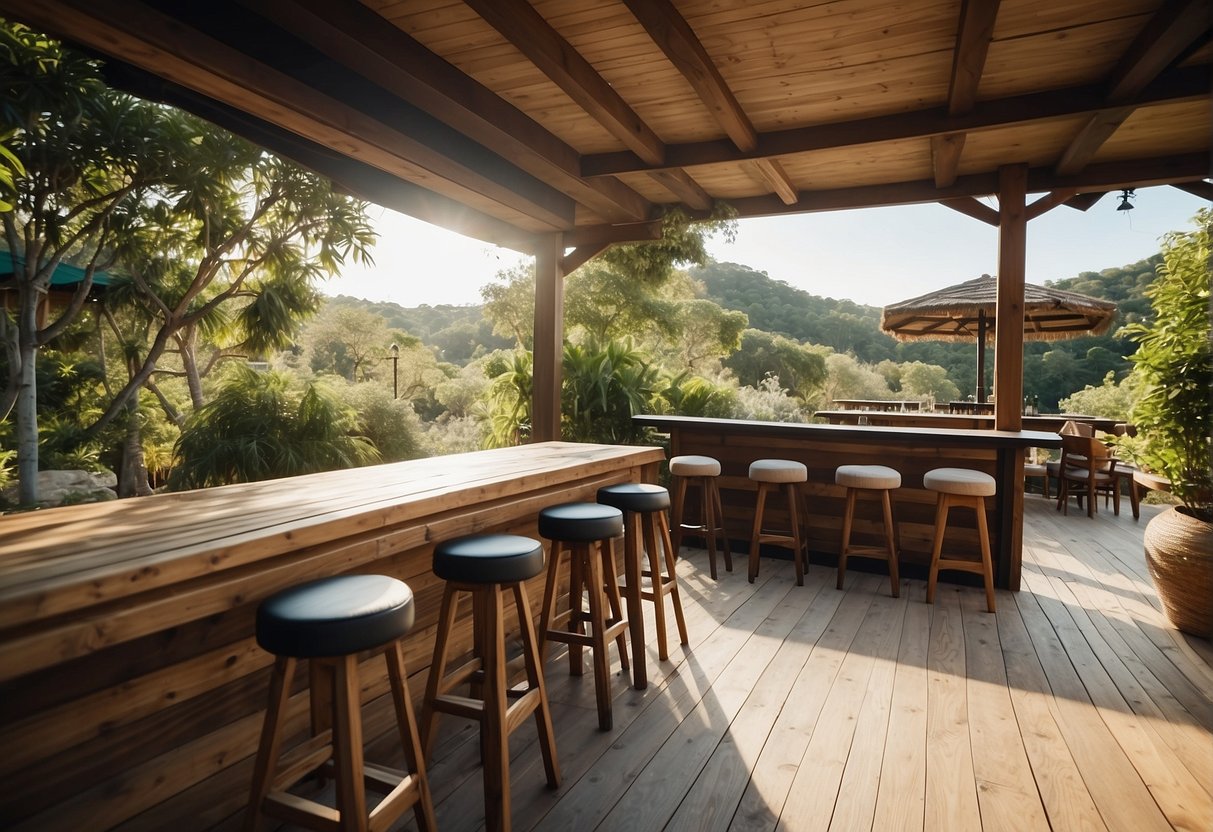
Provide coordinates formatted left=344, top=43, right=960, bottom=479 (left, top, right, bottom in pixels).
left=1116, top=188, right=1136, bottom=211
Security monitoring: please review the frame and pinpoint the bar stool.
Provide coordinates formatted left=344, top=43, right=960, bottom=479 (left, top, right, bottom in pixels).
left=598, top=483, right=689, bottom=672
left=421, top=534, right=560, bottom=831
left=923, top=468, right=997, bottom=613
left=835, top=464, right=901, bottom=597
left=668, top=454, right=733, bottom=580
left=537, top=502, right=630, bottom=729
left=246, top=574, right=436, bottom=832
left=748, top=459, right=808, bottom=586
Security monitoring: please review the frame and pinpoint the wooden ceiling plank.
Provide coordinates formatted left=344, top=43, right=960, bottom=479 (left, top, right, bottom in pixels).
left=241, top=0, right=651, bottom=224
left=620, top=0, right=758, bottom=152
left=1055, top=0, right=1209, bottom=176
left=563, top=221, right=663, bottom=249
left=463, top=0, right=666, bottom=166
left=1025, top=189, right=1081, bottom=221
left=18, top=0, right=576, bottom=230
left=940, top=196, right=999, bottom=225
left=646, top=169, right=714, bottom=211
left=752, top=159, right=799, bottom=205
left=1173, top=180, right=1213, bottom=201
left=581, top=67, right=1208, bottom=177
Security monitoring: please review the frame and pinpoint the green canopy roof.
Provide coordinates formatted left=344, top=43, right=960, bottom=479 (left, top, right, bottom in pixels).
left=0, top=252, right=113, bottom=288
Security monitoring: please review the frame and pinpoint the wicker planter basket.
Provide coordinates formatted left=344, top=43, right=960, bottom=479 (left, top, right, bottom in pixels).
left=1144, top=507, right=1213, bottom=638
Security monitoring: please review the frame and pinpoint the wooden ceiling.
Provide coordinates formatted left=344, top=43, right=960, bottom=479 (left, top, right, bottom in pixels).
left=4, top=0, right=1210, bottom=255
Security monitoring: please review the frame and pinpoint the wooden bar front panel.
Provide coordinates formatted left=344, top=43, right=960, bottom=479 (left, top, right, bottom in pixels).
left=0, top=442, right=662, bottom=831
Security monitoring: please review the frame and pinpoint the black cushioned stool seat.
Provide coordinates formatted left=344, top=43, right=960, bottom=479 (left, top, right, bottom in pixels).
left=597, top=483, right=689, bottom=686
left=422, top=534, right=559, bottom=832
left=538, top=502, right=630, bottom=729
left=246, top=575, right=435, bottom=832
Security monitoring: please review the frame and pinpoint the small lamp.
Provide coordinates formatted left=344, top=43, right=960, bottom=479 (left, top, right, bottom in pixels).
left=1116, top=188, right=1135, bottom=211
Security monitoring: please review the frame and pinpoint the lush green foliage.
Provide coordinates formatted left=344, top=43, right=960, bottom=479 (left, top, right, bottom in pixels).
left=723, top=329, right=825, bottom=399
left=1123, top=211, right=1212, bottom=518
left=169, top=366, right=378, bottom=490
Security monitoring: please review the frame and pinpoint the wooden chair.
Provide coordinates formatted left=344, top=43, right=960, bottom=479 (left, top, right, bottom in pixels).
left=1056, top=434, right=1120, bottom=518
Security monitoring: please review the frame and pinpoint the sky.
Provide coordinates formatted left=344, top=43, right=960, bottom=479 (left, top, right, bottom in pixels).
left=325, top=185, right=1208, bottom=310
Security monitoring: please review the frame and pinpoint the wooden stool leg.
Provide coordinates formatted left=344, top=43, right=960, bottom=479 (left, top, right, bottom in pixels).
left=603, top=539, right=630, bottom=672
left=837, top=487, right=857, bottom=591
left=642, top=514, right=670, bottom=662
left=332, top=654, right=368, bottom=832
left=479, top=586, right=510, bottom=832
left=654, top=511, right=689, bottom=647
left=670, top=475, right=689, bottom=559
left=385, top=642, right=437, bottom=831
left=538, top=542, right=565, bottom=668
left=245, top=656, right=297, bottom=832
left=881, top=488, right=900, bottom=598
left=567, top=545, right=586, bottom=677
left=710, top=478, right=733, bottom=572
left=421, top=586, right=459, bottom=760
left=698, top=478, right=718, bottom=580
left=973, top=496, right=996, bottom=613
left=748, top=483, right=768, bottom=583
left=512, top=583, right=561, bottom=789
left=621, top=513, right=647, bottom=690
left=785, top=483, right=805, bottom=587
left=926, top=494, right=949, bottom=605
left=585, top=543, right=613, bottom=730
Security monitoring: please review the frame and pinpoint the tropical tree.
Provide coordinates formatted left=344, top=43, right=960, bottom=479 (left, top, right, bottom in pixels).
left=723, top=329, right=826, bottom=399
left=899, top=361, right=960, bottom=404
left=168, top=365, right=378, bottom=490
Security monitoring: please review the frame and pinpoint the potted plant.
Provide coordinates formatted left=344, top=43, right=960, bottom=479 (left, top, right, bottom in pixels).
left=1124, top=209, right=1212, bottom=637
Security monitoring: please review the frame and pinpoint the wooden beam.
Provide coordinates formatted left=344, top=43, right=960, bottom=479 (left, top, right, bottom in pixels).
left=931, top=133, right=968, bottom=188
left=647, top=169, right=713, bottom=211
left=16, top=0, right=576, bottom=231
left=941, top=197, right=999, bottom=225
left=1025, top=189, right=1080, bottom=221
left=464, top=0, right=665, bottom=166
left=242, top=0, right=651, bottom=224
left=621, top=0, right=756, bottom=151
left=560, top=244, right=610, bottom=274
left=1063, top=192, right=1107, bottom=212
left=581, top=67, right=1208, bottom=176
left=946, top=0, right=1002, bottom=115
left=532, top=234, right=564, bottom=443
left=562, top=221, right=662, bottom=249
left=751, top=159, right=799, bottom=205
left=1173, top=180, right=1213, bottom=201
left=1055, top=0, right=1209, bottom=176
left=995, top=164, right=1027, bottom=433
left=1105, top=0, right=1211, bottom=102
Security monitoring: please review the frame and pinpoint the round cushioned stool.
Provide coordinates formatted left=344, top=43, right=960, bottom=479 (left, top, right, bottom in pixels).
left=421, top=535, right=559, bottom=831
left=246, top=575, right=436, bottom=832
left=835, top=464, right=902, bottom=597
left=923, top=468, right=998, bottom=613
left=748, top=459, right=809, bottom=586
left=538, top=503, right=630, bottom=729
left=598, top=483, right=689, bottom=683
left=669, top=455, right=733, bottom=580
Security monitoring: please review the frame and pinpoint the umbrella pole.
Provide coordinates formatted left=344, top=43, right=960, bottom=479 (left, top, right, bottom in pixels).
left=976, top=310, right=987, bottom=403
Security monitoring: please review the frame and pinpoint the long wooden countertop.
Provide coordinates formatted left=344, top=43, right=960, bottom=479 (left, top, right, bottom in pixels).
left=814, top=409, right=1117, bottom=434
left=0, top=441, right=663, bottom=831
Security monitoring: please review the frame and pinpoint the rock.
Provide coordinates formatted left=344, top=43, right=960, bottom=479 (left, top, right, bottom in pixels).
left=1, top=470, right=118, bottom=507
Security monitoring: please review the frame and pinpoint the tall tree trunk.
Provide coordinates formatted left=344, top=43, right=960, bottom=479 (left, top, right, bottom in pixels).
left=16, top=283, right=40, bottom=506
left=117, top=379, right=153, bottom=497
left=178, top=328, right=204, bottom=410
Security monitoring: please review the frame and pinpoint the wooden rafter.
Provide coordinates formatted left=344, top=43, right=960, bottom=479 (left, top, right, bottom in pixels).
left=1064, top=192, right=1107, bottom=212
left=463, top=0, right=665, bottom=166
left=933, top=0, right=1001, bottom=188
left=940, top=197, right=999, bottom=226
left=622, top=0, right=798, bottom=204
left=239, top=0, right=651, bottom=224
left=1025, top=189, right=1081, bottom=221
left=1173, top=180, right=1213, bottom=201
left=647, top=168, right=713, bottom=211
left=15, top=0, right=577, bottom=231
left=1055, top=0, right=1209, bottom=175
left=581, top=67, right=1207, bottom=177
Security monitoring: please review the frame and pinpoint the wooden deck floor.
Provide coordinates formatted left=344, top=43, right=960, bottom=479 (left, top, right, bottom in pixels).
left=401, top=496, right=1212, bottom=832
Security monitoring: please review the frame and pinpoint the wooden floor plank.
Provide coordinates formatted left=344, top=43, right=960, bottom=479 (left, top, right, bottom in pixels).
left=924, top=589, right=982, bottom=831
left=870, top=597, right=930, bottom=832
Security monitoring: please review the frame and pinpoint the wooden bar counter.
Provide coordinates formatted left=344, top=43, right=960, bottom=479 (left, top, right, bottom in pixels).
left=0, top=441, right=662, bottom=831
left=636, top=415, right=1059, bottom=594
left=815, top=409, right=1119, bottom=434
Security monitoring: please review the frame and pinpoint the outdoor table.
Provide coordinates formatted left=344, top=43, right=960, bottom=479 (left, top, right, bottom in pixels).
left=0, top=441, right=663, bottom=830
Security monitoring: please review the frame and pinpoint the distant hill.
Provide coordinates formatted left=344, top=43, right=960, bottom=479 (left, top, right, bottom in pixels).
left=325, top=295, right=511, bottom=364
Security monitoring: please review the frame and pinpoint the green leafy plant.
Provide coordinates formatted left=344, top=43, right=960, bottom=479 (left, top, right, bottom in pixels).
left=1124, top=210, right=1212, bottom=521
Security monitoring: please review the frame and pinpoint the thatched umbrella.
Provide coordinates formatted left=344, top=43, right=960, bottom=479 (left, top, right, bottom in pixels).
left=880, top=274, right=1117, bottom=402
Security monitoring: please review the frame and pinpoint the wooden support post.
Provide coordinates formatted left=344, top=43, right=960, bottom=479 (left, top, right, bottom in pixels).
left=532, top=233, right=564, bottom=442
left=994, top=164, right=1026, bottom=432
